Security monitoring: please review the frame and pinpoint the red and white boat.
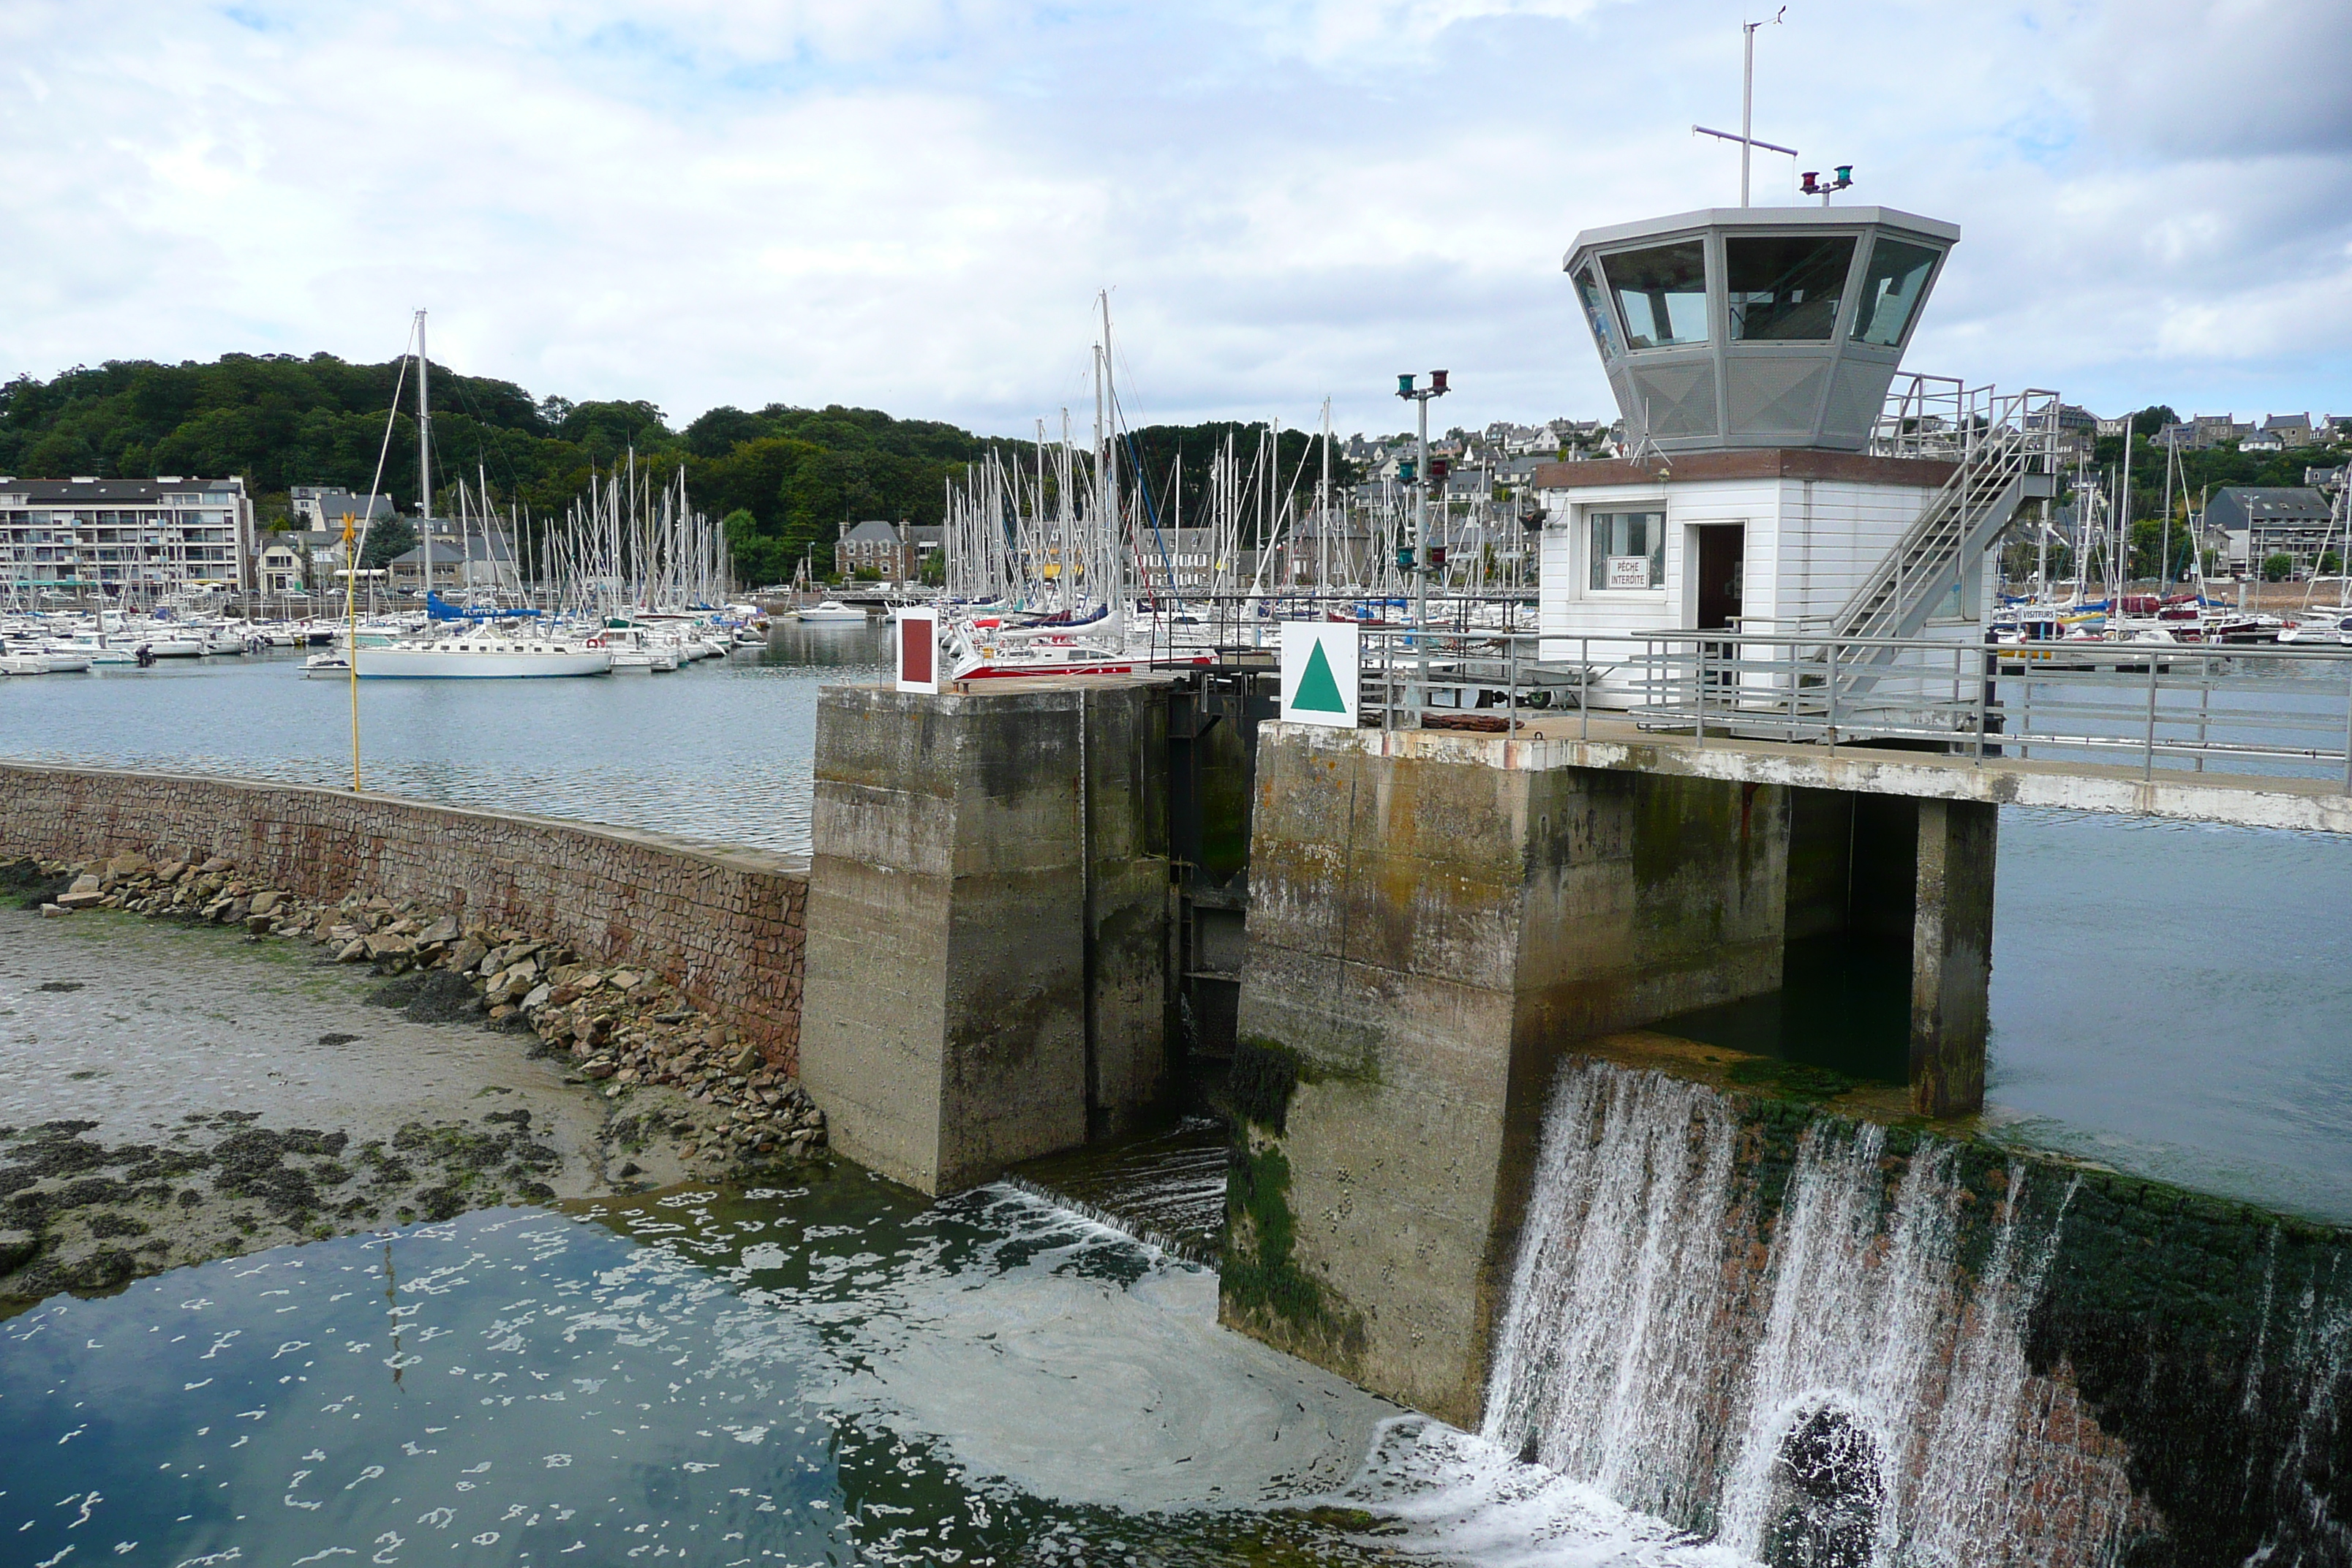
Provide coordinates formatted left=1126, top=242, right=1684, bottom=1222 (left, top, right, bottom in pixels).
left=941, top=615, right=1211, bottom=679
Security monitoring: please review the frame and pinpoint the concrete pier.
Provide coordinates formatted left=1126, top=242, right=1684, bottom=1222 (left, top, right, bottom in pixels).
left=798, top=679, right=1174, bottom=1195
left=1910, top=797, right=1997, bottom=1117
left=1226, top=722, right=1790, bottom=1425
left=1221, top=722, right=1999, bottom=1423
left=794, top=682, right=2007, bottom=1421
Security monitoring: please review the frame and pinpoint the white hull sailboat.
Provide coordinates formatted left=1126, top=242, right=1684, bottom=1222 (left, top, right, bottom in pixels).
left=355, top=637, right=613, bottom=679
left=336, top=312, right=610, bottom=681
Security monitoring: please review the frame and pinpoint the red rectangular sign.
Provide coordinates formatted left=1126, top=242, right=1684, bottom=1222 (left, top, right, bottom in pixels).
left=900, top=616, right=932, bottom=685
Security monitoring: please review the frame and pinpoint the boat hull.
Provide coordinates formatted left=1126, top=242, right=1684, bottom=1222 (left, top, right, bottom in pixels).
left=354, top=647, right=613, bottom=679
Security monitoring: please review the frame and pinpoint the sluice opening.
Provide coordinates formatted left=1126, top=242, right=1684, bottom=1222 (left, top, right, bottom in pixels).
left=1760, top=1404, right=1884, bottom=1568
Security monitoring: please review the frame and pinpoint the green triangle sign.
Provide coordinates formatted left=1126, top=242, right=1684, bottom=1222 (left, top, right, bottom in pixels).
left=1292, top=638, right=1349, bottom=714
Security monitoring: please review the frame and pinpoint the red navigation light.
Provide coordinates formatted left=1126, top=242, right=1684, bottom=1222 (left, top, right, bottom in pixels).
left=1801, top=171, right=1820, bottom=194
left=1430, top=457, right=1452, bottom=482
left=1427, top=545, right=1447, bottom=568
left=1430, top=370, right=1450, bottom=394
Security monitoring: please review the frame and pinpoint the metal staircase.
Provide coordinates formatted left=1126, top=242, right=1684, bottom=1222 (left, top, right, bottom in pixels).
left=1831, top=380, right=2061, bottom=647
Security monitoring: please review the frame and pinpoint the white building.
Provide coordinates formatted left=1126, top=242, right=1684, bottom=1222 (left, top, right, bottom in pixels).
left=288, top=486, right=394, bottom=529
left=1531, top=206, right=2044, bottom=683
left=0, top=475, right=257, bottom=601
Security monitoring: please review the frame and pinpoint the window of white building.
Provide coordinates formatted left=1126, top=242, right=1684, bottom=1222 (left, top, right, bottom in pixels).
left=1587, top=509, right=1665, bottom=591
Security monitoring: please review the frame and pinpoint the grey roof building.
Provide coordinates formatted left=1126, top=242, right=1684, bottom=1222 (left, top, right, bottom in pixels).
left=289, top=486, right=395, bottom=527
left=2206, top=486, right=2339, bottom=574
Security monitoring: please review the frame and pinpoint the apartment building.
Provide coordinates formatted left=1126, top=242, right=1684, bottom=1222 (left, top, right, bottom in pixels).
left=0, top=475, right=256, bottom=599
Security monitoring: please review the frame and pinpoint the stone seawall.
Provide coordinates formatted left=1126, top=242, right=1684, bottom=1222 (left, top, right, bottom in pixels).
left=0, top=764, right=809, bottom=1070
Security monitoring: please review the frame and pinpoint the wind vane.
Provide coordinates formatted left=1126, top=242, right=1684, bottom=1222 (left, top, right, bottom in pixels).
left=1690, top=10, right=1846, bottom=208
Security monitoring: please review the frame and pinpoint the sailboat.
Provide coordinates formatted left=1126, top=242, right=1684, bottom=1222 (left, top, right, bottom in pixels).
left=353, top=312, right=611, bottom=679
left=934, top=295, right=1212, bottom=680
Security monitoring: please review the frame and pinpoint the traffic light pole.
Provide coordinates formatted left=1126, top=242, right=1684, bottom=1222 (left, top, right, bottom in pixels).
left=1397, top=371, right=1449, bottom=728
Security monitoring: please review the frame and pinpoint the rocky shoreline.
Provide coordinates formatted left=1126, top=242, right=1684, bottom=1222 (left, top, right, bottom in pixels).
left=1, top=851, right=830, bottom=1308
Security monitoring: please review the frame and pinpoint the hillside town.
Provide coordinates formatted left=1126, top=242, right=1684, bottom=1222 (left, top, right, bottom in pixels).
left=1, top=407, right=2348, bottom=606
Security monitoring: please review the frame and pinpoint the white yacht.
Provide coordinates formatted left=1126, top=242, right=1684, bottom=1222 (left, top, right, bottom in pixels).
left=791, top=600, right=870, bottom=623
left=353, top=627, right=614, bottom=679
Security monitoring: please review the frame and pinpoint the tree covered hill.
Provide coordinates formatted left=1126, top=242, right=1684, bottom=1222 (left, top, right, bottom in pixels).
left=0, top=353, right=1353, bottom=586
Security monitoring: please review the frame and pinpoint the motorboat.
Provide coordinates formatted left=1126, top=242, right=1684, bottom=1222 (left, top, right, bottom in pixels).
left=791, top=600, right=870, bottom=623
left=140, top=633, right=206, bottom=658
left=49, top=631, right=139, bottom=666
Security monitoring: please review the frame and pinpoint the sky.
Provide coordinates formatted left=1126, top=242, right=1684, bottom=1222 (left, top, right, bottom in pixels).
left=4, top=0, right=2349, bottom=441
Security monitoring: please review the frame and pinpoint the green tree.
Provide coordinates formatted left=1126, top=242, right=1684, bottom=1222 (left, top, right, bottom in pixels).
left=2263, top=553, right=2294, bottom=583
left=361, top=517, right=418, bottom=571
left=720, top=508, right=791, bottom=587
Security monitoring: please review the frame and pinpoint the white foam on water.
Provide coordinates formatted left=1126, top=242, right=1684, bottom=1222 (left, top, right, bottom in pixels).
left=1326, top=1417, right=1752, bottom=1567
left=762, top=1183, right=1393, bottom=1510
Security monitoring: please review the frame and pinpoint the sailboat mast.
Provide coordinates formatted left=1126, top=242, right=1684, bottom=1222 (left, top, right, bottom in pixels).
left=417, top=310, right=432, bottom=605
left=1099, top=292, right=1126, bottom=638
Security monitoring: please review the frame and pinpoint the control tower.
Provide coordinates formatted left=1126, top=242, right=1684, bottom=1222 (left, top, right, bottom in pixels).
left=1534, top=204, right=2053, bottom=660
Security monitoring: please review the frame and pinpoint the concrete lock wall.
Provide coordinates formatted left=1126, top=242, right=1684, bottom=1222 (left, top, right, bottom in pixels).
left=1226, top=723, right=1792, bottom=1426
left=1224, top=726, right=1999, bottom=1425
left=799, top=679, right=1172, bottom=1196
left=0, top=763, right=810, bottom=1068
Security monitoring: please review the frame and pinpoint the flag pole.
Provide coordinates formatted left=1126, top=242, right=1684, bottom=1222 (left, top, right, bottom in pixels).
left=343, top=513, right=362, bottom=791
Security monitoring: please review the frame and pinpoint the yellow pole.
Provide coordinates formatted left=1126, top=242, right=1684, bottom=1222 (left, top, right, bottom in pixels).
left=343, top=513, right=362, bottom=791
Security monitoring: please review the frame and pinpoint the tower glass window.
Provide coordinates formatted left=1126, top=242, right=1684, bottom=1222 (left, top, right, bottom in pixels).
left=1588, top=510, right=1665, bottom=590
left=1573, top=263, right=1621, bottom=359
left=1852, top=237, right=1942, bottom=347
left=1602, top=243, right=1710, bottom=350
left=1725, top=235, right=1855, bottom=342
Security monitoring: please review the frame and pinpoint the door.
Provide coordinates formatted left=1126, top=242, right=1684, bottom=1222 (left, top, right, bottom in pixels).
left=1696, top=524, right=1746, bottom=630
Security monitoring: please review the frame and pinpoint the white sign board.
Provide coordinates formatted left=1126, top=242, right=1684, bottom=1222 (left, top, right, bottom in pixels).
left=894, top=607, right=940, bottom=693
left=1605, top=555, right=1654, bottom=590
left=1279, top=620, right=1360, bottom=728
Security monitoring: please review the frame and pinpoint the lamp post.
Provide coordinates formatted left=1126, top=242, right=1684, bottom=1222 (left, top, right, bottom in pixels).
left=1398, top=370, right=1450, bottom=724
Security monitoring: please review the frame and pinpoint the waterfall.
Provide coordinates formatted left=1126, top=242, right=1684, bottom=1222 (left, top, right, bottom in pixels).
left=1484, top=1059, right=2137, bottom=1567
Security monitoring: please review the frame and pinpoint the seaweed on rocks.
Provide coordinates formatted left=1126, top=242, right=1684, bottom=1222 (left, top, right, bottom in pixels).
left=369, top=969, right=483, bottom=1023
left=211, top=1126, right=352, bottom=1218
left=0, top=857, right=72, bottom=911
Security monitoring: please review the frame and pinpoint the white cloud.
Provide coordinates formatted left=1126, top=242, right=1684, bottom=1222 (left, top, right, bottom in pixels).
left=0, top=0, right=2347, bottom=442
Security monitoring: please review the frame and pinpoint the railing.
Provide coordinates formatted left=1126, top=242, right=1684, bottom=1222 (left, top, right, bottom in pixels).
left=1325, top=625, right=2352, bottom=794
left=1135, top=589, right=1538, bottom=666
left=1839, top=380, right=2062, bottom=644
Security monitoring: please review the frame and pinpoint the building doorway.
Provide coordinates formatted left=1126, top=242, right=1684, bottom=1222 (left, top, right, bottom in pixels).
left=1695, top=524, right=1746, bottom=630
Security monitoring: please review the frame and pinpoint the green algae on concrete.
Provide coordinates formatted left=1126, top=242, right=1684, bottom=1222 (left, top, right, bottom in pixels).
left=1218, top=1035, right=1369, bottom=1375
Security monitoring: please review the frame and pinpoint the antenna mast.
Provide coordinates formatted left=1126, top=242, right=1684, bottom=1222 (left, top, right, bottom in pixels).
left=1741, top=9, right=1783, bottom=207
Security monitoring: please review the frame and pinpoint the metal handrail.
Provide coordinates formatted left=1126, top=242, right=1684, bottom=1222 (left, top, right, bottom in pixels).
left=1840, top=382, right=2060, bottom=644
left=1332, top=623, right=2352, bottom=794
